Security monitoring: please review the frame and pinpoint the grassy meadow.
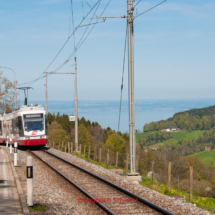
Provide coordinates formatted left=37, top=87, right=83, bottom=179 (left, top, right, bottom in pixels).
left=136, top=130, right=210, bottom=149
left=190, top=150, right=215, bottom=166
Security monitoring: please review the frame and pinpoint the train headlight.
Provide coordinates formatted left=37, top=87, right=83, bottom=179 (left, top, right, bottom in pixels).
left=40, top=135, right=45, bottom=139
left=26, top=137, right=30, bottom=140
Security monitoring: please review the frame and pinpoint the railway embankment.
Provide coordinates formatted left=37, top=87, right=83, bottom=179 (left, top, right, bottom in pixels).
left=6, top=146, right=213, bottom=215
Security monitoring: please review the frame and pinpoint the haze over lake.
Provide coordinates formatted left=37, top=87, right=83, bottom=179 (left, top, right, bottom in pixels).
left=26, top=99, right=215, bottom=133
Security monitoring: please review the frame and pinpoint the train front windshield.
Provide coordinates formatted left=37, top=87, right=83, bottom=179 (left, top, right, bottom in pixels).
left=24, top=114, right=44, bottom=131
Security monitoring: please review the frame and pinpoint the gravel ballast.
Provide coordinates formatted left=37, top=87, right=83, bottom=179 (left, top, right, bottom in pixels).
left=6, top=146, right=213, bottom=215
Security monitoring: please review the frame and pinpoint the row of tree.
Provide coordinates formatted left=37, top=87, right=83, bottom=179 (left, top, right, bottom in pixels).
left=158, top=131, right=215, bottom=157
left=139, top=132, right=173, bottom=147
left=144, top=105, right=215, bottom=132
left=47, top=113, right=215, bottom=197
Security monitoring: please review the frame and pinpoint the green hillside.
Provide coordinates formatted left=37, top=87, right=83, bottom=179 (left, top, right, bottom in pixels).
left=190, top=150, right=215, bottom=166
left=136, top=130, right=209, bottom=148
left=143, top=105, right=215, bottom=132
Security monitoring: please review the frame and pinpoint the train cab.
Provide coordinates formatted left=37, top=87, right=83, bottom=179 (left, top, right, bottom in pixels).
left=0, top=104, right=47, bottom=147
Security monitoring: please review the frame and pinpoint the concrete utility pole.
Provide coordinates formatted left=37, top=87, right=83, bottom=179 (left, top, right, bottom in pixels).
left=74, top=57, right=78, bottom=152
left=127, top=0, right=136, bottom=173
left=45, top=74, right=47, bottom=113
left=44, top=59, right=78, bottom=151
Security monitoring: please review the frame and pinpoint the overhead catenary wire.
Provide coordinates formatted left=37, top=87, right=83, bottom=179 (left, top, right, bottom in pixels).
left=49, top=0, right=110, bottom=74
left=71, top=0, right=76, bottom=54
left=49, top=0, right=103, bottom=74
left=18, top=0, right=102, bottom=87
left=116, top=22, right=128, bottom=152
left=135, top=0, right=167, bottom=18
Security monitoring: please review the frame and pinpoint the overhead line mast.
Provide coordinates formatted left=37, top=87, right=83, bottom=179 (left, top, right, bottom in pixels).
left=44, top=57, right=78, bottom=152
left=127, top=0, right=136, bottom=173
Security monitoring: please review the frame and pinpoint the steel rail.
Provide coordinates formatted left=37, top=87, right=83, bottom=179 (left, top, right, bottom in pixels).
left=42, top=149, right=175, bottom=215
left=27, top=150, right=116, bottom=215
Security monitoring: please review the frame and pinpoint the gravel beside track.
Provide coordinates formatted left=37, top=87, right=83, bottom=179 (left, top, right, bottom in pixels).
left=46, top=147, right=212, bottom=215
left=6, top=146, right=212, bottom=215
left=31, top=149, right=163, bottom=215
left=7, top=147, right=107, bottom=215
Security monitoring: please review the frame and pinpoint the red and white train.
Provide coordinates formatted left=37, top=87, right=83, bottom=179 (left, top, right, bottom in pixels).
left=0, top=104, right=47, bottom=147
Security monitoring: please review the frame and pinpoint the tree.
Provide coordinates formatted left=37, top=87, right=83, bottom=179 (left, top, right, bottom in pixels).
left=104, top=130, right=126, bottom=153
left=0, top=72, right=17, bottom=112
left=48, top=121, right=71, bottom=146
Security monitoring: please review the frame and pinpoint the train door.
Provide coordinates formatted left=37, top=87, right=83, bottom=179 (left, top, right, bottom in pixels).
left=17, top=116, right=24, bottom=139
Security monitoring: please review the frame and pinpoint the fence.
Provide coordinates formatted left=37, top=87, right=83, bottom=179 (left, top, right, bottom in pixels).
left=47, top=140, right=215, bottom=200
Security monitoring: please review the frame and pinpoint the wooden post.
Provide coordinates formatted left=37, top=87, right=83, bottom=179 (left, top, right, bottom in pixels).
left=84, top=145, right=86, bottom=158
left=79, top=144, right=81, bottom=157
left=88, top=145, right=91, bottom=161
left=68, top=142, right=70, bottom=154
left=65, top=143, right=67, bottom=152
left=99, top=148, right=101, bottom=165
left=115, top=151, right=118, bottom=168
left=126, top=153, right=129, bottom=174
left=168, top=162, right=171, bottom=191
left=71, top=142, right=73, bottom=153
left=93, top=147, right=96, bottom=163
left=151, top=161, right=154, bottom=185
left=106, top=149, right=109, bottom=168
left=136, top=155, right=139, bottom=172
left=61, top=142, right=64, bottom=151
left=189, top=166, right=193, bottom=202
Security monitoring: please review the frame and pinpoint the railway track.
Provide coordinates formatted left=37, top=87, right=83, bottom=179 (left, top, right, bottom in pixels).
left=28, top=149, right=175, bottom=215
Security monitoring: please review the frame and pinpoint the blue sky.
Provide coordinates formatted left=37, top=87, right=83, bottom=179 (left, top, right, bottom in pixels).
left=1, top=0, right=215, bottom=102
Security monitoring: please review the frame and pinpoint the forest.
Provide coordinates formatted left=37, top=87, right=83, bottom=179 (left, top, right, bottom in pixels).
left=47, top=112, right=215, bottom=198
left=144, top=105, right=215, bottom=132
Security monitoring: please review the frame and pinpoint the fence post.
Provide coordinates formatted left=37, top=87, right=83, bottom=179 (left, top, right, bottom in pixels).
left=88, top=145, right=91, bottom=161
left=99, top=148, right=101, bottom=165
left=136, top=155, right=139, bottom=172
left=115, top=151, right=118, bottom=168
left=189, top=166, right=193, bottom=202
left=168, top=162, right=171, bottom=191
left=68, top=142, right=70, bottom=154
left=61, top=142, right=64, bottom=151
left=79, top=144, right=81, bottom=157
left=106, top=149, right=109, bottom=168
left=93, top=147, right=96, bottom=163
left=65, top=143, right=67, bottom=152
left=84, top=145, right=86, bottom=158
left=71, top=142, right=73, bottom=153
left=126, top=153, right=129, bottom=174
left=151, top=161, right=154, bottom=185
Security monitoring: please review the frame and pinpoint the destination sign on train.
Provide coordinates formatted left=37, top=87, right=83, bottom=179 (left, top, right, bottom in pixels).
left=25, top=114, right=42, bottom=118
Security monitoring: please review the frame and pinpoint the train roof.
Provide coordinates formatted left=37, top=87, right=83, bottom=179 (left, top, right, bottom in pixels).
left=0, top=104, right=45, bottom=118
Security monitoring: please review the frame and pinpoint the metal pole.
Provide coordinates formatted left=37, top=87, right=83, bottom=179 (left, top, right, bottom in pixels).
left=127, top=0, right=136, bottom=173
left=75, top=57, right=78, bottom=152
left=45, top=74, right=48, bottom=113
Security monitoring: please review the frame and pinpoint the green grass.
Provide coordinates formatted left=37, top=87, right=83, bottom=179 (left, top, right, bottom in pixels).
left=135, top=131, right=160, bottom=143
left=136, top=130, right=210, bottom=149
left=190, top=150, right=215, bottom=166
left=28, top=205, right=47, bottom=212
left=141, top=176, right=215, bottom=213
